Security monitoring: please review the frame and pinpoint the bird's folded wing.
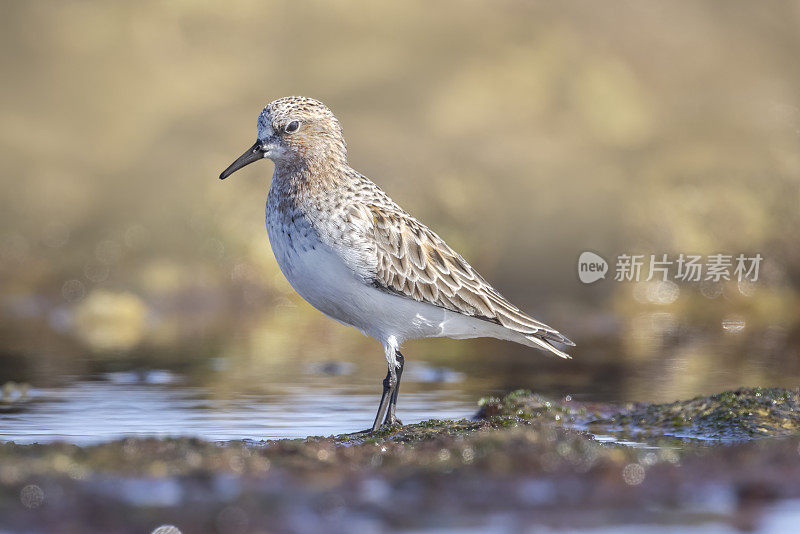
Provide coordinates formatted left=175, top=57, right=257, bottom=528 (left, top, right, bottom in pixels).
left=366, top=204, right=574, bottom=346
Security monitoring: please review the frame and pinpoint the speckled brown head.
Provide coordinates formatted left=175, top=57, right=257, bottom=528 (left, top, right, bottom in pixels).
left=220, top=96, right=347, bottom=179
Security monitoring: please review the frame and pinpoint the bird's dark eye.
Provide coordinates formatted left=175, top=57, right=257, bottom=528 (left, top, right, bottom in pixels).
left=284, top=120, right=300, bottom=133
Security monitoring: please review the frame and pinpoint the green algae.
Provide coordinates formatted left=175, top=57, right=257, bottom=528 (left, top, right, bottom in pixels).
left=588, top=387, right=800, bottom=441
left=472, top=387, right=800, bottom=443
left=477, top=389, right=574, bottom=424
left=335, top=417, right=523, bottom=446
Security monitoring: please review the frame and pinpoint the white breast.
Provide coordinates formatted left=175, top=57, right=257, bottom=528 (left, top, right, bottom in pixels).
left=265, top=200, right=510, bottom=350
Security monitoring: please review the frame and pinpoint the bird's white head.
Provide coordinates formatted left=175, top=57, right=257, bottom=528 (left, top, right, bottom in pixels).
left=220, top=96, right=346, bottom=179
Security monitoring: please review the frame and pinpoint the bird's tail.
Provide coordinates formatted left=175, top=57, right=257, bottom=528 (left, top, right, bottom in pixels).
left=524, top=334, right=573, bottom=359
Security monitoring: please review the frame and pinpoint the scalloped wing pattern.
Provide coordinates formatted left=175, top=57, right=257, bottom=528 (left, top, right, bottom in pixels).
left=367, top=204, right=574, bottom=348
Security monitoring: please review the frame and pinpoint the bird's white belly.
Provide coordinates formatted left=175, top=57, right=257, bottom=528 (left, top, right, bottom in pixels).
left=266, top=212, right=499, bottom=347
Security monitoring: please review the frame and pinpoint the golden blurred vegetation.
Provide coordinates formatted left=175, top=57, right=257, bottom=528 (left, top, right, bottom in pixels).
left=1, top=1, right=799, bottom=400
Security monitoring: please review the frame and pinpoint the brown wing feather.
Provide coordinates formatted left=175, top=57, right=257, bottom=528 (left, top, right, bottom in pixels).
left=367, top=205, right=574, bottom=346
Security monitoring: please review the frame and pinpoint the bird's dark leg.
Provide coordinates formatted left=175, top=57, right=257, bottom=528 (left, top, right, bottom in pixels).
left=384, top=351, right=404, bottom=426
left=371, top=363, right=397, bottom=432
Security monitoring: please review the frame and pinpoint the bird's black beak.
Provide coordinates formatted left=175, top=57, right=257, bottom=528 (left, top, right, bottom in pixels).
left=219, top=140, right=265, bottom=180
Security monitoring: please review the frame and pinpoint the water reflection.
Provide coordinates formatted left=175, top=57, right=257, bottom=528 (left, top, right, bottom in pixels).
left=2, top=322, right=798, bottom=446
left=0, top=369, right=474, bottom=445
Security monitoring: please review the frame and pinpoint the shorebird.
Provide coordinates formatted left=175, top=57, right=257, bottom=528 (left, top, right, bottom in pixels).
left=220, top=96, right=574, bottom=432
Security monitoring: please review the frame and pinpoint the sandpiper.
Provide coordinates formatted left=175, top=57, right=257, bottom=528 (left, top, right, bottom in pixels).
left=220, top=96, right=574, bottom=432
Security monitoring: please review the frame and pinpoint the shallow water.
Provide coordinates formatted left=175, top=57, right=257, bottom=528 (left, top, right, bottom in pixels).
left=0, top=367, right=475, bottom=445
left=3, top=337, right=800, bottom=446
left=3, top=304, right=800, bottom=446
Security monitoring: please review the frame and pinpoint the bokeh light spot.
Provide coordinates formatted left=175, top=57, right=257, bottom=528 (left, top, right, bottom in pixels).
left=61, top=279, right=86, bottom=303
left=622, top=463, right=645, bottom=486
left=20, top=484, right=44, bottom=509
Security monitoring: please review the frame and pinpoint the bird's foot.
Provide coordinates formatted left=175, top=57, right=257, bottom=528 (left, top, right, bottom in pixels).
left=344, top=428, right=374, bottom=436
left=383, top=414, right=403, bottom=427
left=347, top=419, right=403, bottom=437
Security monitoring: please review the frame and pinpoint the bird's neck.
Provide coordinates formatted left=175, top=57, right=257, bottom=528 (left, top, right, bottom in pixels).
left=271, top=154, right=352, bottom=198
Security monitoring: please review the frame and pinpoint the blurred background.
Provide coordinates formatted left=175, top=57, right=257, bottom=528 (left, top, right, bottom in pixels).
left=1, top=0, right=799, bottom=441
